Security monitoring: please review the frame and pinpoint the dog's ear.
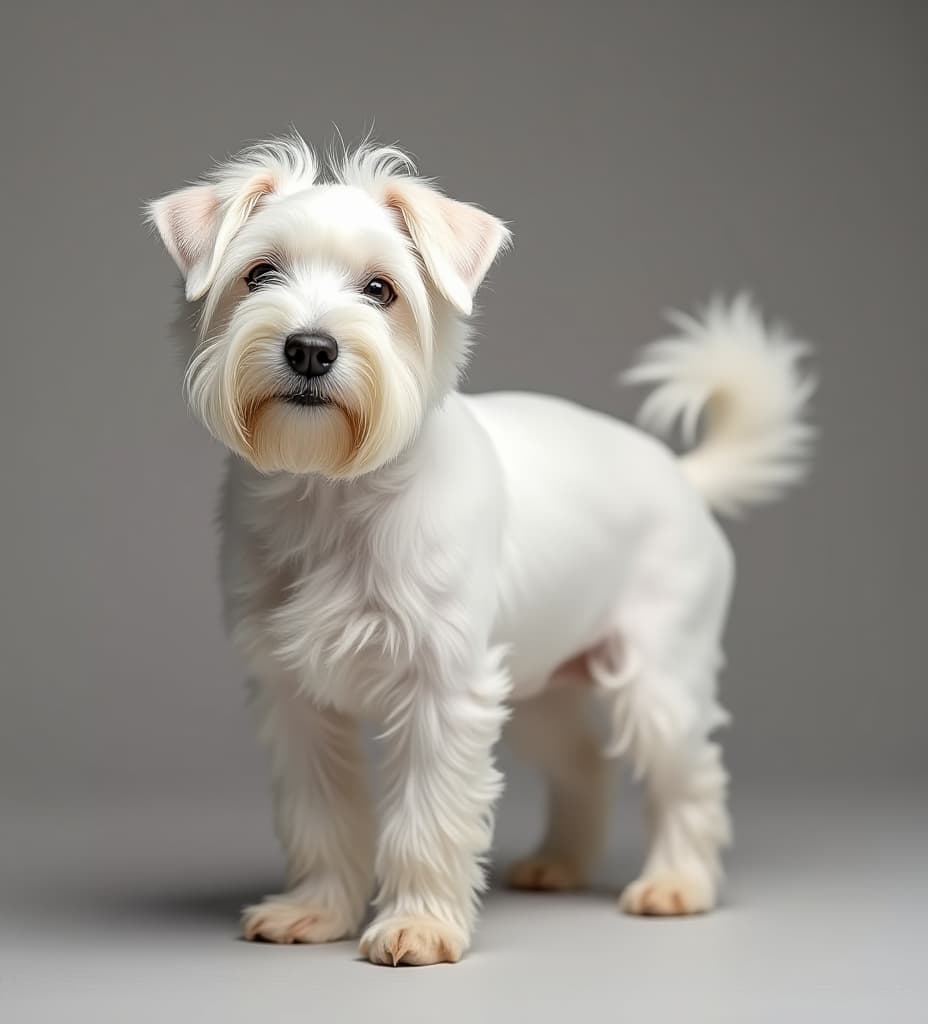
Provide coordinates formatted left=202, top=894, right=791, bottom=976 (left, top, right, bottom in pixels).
left=147, top=136, right=318, bottom=301
left=147, top=174, right=276, bottom=302
left=384, top=179, right=511, bottom=316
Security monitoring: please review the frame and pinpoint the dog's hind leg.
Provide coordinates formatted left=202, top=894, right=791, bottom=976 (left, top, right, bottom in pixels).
left=594, top=527, right=734, bottom=916
left=619, top=734, right=730, bottom=915
left=505, top=680, right=610, bottom=891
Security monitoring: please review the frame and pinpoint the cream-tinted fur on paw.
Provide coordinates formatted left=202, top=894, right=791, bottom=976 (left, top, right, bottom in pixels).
left=147, top=133, right=816, bottom=965
left=242, top=900, right=354, bottom=943
left=620, top=872, right=716, bottom=916
left=360, top=915, right=465, bottom=966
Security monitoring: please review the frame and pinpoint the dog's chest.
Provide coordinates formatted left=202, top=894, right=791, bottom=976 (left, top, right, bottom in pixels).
left=245, top=475, right=449, bottom=712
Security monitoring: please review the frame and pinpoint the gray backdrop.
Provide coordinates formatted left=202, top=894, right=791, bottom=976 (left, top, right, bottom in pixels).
left=2, top=2, right=926, bottom=1020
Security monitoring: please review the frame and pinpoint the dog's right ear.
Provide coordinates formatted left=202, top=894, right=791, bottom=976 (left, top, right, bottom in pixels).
left=147, top=185, right=220, bottom=302
left=147, top=135, right=318, bottom=301
left=146, top=177, right=274, bottom=302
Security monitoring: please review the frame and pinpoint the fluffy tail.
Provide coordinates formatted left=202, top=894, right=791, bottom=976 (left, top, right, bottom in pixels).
left=624, top=294, right=817, bottom=517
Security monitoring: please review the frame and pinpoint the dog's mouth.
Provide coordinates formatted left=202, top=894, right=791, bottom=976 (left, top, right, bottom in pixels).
left=279, top=391, right=332, bottom=408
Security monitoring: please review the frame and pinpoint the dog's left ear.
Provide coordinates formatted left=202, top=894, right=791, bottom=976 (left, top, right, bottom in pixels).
left=147, top=175, right=276, bottom=302
left=384, top=179, right=511, bottom=316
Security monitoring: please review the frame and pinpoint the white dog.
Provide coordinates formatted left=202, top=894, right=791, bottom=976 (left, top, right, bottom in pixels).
left=147, top=134, right=814, bottom=966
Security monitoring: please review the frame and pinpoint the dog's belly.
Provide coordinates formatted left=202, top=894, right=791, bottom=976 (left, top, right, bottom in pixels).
left=466, top=391, right=709, bottom=699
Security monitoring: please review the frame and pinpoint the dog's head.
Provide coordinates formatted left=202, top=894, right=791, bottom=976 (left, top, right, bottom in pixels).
left=147, top=135, right=509, bottom=477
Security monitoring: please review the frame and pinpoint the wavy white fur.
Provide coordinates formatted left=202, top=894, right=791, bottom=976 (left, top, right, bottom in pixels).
left=147, top=134, right=816, bottom=965
left=625, top=293, right=817, bottom=517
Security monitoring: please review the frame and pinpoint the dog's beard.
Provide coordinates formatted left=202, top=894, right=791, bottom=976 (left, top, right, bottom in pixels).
left=185, top=299, right=427, bottom=478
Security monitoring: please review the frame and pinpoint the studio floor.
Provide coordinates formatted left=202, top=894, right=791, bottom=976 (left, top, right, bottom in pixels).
left=3, top=785, right=924, bottom=1022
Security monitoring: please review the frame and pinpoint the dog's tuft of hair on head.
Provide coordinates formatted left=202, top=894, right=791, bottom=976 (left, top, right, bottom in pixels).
left=325, top=126, right=418, bottom=189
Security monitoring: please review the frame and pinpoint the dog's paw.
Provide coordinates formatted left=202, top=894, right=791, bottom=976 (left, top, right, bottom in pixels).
left=241, top=899, right=353, bottom=944
left=620, top=872, right=716, bottom=916
left=359, top=914, right=465, bottom=966
left=507, top=855, right=585, bottom=892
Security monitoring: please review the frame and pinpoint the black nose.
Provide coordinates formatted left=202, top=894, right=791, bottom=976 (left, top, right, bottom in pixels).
left=284, top=332, right=338, bottom=378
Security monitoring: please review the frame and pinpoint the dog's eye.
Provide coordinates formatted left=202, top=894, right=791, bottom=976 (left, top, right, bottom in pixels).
left=362, top=277, right=396, bottom=306
left=245, top=262, right=278, bottom=291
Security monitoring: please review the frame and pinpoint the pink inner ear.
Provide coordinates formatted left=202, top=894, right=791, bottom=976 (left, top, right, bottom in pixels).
left=177, top=174, right=277, bottom=270
left=385, top=180, right=508, bottom=314
left=436, top=198, right=498, bottom=290
left=151, top=171, right=282, bottom=301
left=155, top=185, right=221, bottom=273
left=172, top=189, right=220, bottom=265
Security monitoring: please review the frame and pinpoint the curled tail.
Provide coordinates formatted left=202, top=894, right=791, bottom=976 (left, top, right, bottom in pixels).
left=625, top=293, right=817, bottom=517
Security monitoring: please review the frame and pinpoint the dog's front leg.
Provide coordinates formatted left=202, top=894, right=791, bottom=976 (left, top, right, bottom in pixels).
left=360, top=655, right=510, bottom=966
left=241, top=676, right=375, bottom=944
